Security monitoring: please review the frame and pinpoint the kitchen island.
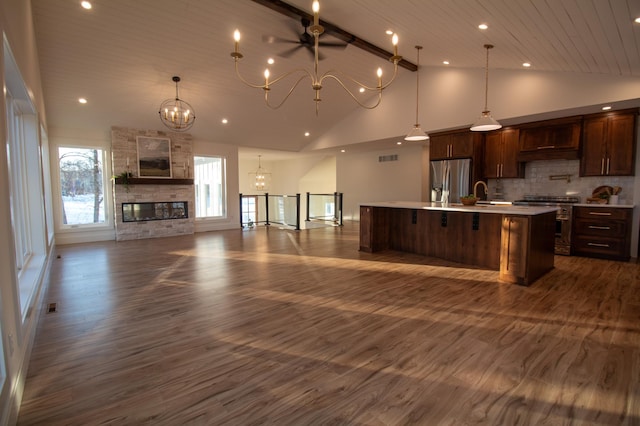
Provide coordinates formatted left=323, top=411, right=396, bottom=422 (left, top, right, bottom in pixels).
left=360, top=201, right=558, bottom=286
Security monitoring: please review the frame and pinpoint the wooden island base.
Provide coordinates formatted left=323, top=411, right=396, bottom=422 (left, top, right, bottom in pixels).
left=360, top=204, right=557, bottom=286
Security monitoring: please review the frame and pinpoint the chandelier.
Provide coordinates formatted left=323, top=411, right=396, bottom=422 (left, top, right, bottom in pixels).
left=231, top=1, right=402, bottom=114
left=249, top=155, right=271, bottom=191
left=470, top=44, right=502, bottom=132
left=158, top=76, right=196, bottom=131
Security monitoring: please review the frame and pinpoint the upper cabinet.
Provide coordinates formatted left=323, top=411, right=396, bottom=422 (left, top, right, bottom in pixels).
left=483, top=128, right=524, bottom=179
left=580, top=109, right=637, bottom=177
left=517, top=116, right=582, bottom=161
left=429, top=130, right=479, bottom=160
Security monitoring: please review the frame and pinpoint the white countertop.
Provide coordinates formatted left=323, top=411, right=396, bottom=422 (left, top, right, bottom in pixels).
left=361, top=201, right=559, bottom=216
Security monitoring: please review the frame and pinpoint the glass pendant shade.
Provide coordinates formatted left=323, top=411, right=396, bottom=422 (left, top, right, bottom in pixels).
left=470, top=111, right=502, bottom=132
left=405, top=124, right=429, bottom=141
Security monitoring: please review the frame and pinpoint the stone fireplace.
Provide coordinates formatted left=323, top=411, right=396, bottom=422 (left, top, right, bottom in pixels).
left=112, top=127, right=195, bottom=241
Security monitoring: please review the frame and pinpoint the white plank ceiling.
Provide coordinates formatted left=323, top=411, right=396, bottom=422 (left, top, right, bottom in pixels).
left=30, top=0, right=640, bottom=153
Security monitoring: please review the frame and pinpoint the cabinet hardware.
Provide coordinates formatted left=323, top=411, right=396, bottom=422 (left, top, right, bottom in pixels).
left=587, top=242, right=610, bottom=248
left=588, top=225, right=610, bottom=230
left=496, top=164, right=500, bottom=177
left=588, top=212, right=612, bottom=216
left=536, top=145, right=555, bottom=149
left=601, top=158, right=605, bottom=175
left=606, top=158, right=610, bottom=175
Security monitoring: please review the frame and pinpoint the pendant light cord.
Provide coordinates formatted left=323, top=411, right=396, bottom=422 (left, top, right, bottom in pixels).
left=483, top=44, right=493, bottom=112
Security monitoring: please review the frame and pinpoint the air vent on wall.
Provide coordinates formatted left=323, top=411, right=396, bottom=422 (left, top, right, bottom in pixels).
left=379, top=154, right=398, bottom=162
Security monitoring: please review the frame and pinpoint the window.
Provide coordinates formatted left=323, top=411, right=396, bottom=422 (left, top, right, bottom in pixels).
left=241, top=196, right=257, bottom=225
left=57, top=147, right=107, bottom=226
left=4, top=39, right=48, bottom=320
left=194, top=156, right=226, bottom=218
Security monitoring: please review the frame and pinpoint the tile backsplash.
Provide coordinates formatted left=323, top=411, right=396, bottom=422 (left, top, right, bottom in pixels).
left=488, top=159, right=634, bottom=203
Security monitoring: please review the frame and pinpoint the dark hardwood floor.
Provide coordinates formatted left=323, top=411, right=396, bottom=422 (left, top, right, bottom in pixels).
left=18, top=222, right=640, bottom=425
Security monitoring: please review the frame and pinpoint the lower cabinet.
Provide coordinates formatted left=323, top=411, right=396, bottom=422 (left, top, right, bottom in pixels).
left=500, top=213, right=555, bottom=285
left=359, top=206, right=556, bottom=285
left=572, top=206, right=632, bottom=261
left=359, top=206, right=389, bottom=252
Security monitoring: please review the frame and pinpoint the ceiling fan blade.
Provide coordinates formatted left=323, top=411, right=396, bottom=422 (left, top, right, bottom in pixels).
left=278, top=44, right=304, bottom=58
left=262, top=34, right=299, bottom=45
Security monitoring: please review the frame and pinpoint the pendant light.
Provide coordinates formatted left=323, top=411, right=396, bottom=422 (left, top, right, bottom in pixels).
left=405, top=45, right=429, bottom=141
left=470, top=44, right=502, bottom=132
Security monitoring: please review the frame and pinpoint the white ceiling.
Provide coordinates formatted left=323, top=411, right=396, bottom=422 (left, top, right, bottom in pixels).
left=31, top=0, right=640, bottom=158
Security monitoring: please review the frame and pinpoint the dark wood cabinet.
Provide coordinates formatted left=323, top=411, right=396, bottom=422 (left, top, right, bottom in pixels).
left=572, top=206, right=632, bottom=261
left=517, top=117, right=581, bottom=161
left=359, top=206, right=389, bottom=252
left=580, top=110, right=637, bottom=176
left=359, top=205, right=556, bottom=285
left=483, top=128, right=524, bottom=179
left=500, top=213, right=555, bottom=285
left=429, top=130, right=479, bottom=160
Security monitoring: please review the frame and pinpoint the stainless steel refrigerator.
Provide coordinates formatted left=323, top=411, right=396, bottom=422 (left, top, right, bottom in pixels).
left=430, top=159, right=471, bottom=203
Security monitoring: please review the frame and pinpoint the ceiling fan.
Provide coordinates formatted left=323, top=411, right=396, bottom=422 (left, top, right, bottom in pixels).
left=262, top=17, right=349, bottom=60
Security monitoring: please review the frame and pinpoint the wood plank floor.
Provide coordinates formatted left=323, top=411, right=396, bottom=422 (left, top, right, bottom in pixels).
left=18, top=222, right=640, bottom=425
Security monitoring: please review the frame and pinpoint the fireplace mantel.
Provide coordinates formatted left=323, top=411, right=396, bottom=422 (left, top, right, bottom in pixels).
left=114, top=177, right=194, bottom=185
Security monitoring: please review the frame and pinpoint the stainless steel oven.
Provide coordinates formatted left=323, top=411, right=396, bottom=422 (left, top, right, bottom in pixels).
left=513, top=196, right=580, bottom=255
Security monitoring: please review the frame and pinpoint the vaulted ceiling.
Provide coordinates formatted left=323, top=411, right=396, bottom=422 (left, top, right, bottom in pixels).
left=31, top=0, right=640, bottom=155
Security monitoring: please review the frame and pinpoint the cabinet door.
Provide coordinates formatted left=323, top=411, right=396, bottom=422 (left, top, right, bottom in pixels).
left=429, top=134, right=451, bottom=160
left=519, top=127, right=549, bottom=152
left=607, top=113, right=636, bottom=176
left=500, top=128, right=523, bottom=178
left=483, top=132, right=502, bottom=178
left=450, top=132, right=474, bottom=158
left=581, top=116, right=607, bottom=176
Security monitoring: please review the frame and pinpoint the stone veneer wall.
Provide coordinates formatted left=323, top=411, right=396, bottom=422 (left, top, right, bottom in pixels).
left=112, top=126, right=195, bottom=241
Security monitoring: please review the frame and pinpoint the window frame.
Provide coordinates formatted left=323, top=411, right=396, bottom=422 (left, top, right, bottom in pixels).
left=52, top=142, right=113, bottom=233
left=194, top=155, right=227, bottom=220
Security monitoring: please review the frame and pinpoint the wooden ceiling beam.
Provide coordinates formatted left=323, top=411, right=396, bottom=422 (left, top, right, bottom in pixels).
left=250, top=0, right=418, bottom=72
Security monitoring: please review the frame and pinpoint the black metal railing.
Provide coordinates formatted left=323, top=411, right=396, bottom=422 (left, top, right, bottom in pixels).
left=306, top=192, right=343, bottom=226
left=239, top=193, right=300, bottom=230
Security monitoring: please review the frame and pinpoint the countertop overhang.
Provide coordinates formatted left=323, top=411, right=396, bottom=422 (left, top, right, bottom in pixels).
left=360, top=201, right=559, bottom=216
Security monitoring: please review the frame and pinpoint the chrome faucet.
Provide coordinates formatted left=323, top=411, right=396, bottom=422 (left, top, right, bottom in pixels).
left=473, top=180, right=488, bottom=199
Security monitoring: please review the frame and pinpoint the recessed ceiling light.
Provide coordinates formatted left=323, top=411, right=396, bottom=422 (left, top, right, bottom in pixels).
left=221, top=118, right=228, bottom=124
left=359, top=87, right=365, bottom=93
left=635, top=17, right=640, bottom=23
left=522, top=62, right=531, bottom=67
left=304, top=132, right=310, bottom=137
left=385, top=30, right=394, bottom=35
left=340, top=149, right=346, bottom=153
left=78, top=98, right=87, bottom=104
left=443, top=60, right=450, bottom=65
left=81, top=1, right=92, bottom=9
left=602, top=106, right=612, bottom=111
left=478, top=23, right=488, bottom=30
left=267, top=58, right=274, bottom=65
left=397, top=141, right=402, bottom=145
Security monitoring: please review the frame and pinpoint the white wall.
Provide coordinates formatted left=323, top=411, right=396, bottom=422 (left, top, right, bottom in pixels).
left=307, top=66, right=640, bottom=151
left=337, top=145, right=423, bottom=220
